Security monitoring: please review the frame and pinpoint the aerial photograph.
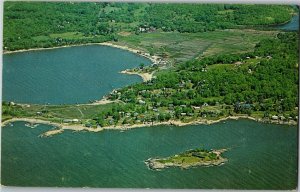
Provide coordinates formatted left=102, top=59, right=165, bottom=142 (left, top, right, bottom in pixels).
left=1, top=1, right=299, bottom=189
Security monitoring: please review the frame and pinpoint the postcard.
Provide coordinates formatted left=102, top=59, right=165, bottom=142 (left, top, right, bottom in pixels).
left=1, top=1, right=298, bottom=189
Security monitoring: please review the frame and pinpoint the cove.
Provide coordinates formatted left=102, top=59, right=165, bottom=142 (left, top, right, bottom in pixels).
left=2, top=45, right=152, bottom=104
left=1, top=119, right=297, bottom=189
left=276, top=14, right=299, bottom=31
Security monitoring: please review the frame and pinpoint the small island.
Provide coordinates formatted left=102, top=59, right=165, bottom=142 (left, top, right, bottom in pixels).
left=145, top=148, right=227, bottom=170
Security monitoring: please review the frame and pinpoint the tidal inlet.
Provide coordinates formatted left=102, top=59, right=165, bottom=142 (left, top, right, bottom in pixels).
left=1, top=2, right=299, bottom=189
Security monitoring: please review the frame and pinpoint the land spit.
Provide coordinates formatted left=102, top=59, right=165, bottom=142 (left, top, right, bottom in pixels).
left=2, top=115, right=296, bottom=138
left=119, top=70, right=154, bottom=82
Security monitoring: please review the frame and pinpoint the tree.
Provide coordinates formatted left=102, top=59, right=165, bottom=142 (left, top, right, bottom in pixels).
left=139, top=63, right=145, bottom=69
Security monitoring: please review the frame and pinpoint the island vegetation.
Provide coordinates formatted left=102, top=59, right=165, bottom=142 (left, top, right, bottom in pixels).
left=2, top=2, right=299, bottom=136
left=145, top=148, right=227, bottom=170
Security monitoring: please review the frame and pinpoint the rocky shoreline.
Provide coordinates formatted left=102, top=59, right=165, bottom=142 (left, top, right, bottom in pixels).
left=145, top=149, right=228, bottom=170
left=2, top=115, right=297, bottom=137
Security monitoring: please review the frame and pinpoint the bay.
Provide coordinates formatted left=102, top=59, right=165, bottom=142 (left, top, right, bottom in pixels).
left=2, top=45, right=152, bottom=104
left=1, top=119, right=297, bottom=189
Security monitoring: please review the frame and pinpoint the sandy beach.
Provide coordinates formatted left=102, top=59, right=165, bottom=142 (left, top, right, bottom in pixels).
left=119, top=70, right=154, bottom=82
left=86, top=97, right=118, bottom=105
left=98, top=42, right=162, bottom=65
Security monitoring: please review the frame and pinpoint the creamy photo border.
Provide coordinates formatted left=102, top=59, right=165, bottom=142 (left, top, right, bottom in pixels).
left=0, top=0, right=298, bottom=192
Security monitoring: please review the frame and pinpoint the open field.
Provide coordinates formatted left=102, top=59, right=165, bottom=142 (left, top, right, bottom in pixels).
left=2, top=103, right=115, bottom=123
left=117, top=29, right=279, bottom=64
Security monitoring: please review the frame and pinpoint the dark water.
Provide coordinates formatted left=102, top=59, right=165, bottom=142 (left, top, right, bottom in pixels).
left=2, top=45, right=151, bottom=104
left=1, top=120, right=297, bottom=189
left=276, top=14, right=299, bottom=31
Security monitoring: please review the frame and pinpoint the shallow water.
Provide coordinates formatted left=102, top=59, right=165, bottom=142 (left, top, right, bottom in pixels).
left=1, top=119, right=297, bottom=189
left=2, top=45, right=152, bottom=104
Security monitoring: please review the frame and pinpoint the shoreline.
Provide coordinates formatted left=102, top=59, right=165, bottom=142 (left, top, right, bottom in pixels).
left=145, top=148, right=228, bottom=170
left=3, top=41, right=161, bottom=105
left=99, top=42, right=162, bottom=65
left=3, top=41, right=163, bottom=66
left=2, top=115, right=297, bottom=137
left=3, top=43, right=93, bottom=54
left=85, top=97, right=118, bottom=106
left=2, top=40, right=297, bottom=136
left=119, top=70, right=154, bottom=82
left=2, top=118, right=104, bottom=137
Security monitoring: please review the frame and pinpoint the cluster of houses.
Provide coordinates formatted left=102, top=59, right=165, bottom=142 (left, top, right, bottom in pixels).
left=235, top=55, right=273, bottom=66
left=55, top=101, right=297, bottom=128
left=62, top=119, right=80, bottom=123
left=107, top=89, right=121, bottom=100
left=101, top=101, right=214, bottom=127
left=270, top=115, right=297, bottom=121
left=136, top=51, right=168, bottom=66
left=138, top=25, right=156, bottom=33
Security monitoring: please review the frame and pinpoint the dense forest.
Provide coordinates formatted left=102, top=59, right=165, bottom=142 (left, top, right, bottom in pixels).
left=3, top=2, right=296, bottom=50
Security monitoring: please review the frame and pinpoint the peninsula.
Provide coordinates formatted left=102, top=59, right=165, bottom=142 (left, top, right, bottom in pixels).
left=2, top=3, right=298, bottom=137
left=2, top=32, right=298, bottom=138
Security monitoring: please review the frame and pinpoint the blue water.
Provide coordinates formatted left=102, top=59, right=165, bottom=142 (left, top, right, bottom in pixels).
left=276, top=14, right=299, bottom=31
left=1, top=120, right=297, bottom=189
left=2, top=45, right=152, bottom=104
left=1, top=39, right=298, bottom=190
